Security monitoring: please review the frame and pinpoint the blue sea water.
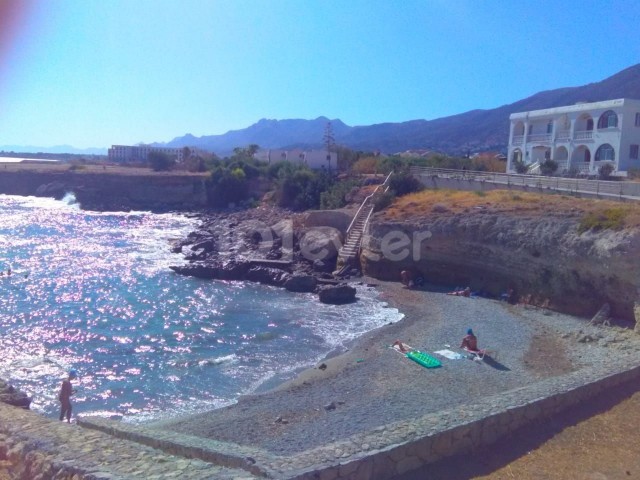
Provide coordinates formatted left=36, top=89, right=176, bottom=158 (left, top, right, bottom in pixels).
left=0, top=194, right=402, bottom=423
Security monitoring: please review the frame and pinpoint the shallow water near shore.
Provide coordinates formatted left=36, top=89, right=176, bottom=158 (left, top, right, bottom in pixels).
left=0, top=194, right=402, bottom=422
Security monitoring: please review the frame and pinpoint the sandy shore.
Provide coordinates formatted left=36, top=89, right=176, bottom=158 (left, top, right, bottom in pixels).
left=149, top=278, right=640, bottom=457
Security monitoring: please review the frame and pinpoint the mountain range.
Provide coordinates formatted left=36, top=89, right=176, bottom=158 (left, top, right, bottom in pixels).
left=158, top=64, right=640, bottom=156
left=4, top=64, right=640, bottom=157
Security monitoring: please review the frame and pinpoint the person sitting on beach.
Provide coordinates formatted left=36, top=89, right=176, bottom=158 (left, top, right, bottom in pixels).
left=400, top=270, right=414, bottom=288
left=460, top=329, right=478, bottom=352
left=392, top=340, right=410, bottom=353
left=447, top=286, right=471, bottom=297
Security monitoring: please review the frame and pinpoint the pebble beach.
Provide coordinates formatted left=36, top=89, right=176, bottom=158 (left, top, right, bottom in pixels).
left=149, top=279, right=640, bottom=456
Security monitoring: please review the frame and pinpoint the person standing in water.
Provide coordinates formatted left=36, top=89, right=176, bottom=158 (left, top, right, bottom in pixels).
left=59, top=369, right=77, bottom=423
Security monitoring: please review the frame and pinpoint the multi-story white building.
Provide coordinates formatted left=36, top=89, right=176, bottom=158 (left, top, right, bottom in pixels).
left=253, top=149, right=338, bottom=170
left=507, top=98, right=640, bottom=176
left=108, top=145, right=186, bottom=164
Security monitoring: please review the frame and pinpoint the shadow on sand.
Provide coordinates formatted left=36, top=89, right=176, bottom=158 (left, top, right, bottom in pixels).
left=482, top=355, right=510, bottom=371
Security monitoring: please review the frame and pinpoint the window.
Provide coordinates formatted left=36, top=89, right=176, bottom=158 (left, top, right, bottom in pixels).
left=528, top=124, right=533, bottom=135
left=636, top=113, right=640, bottom=127
left=597, top=110, right=618, bottom=129
left=631, top=145, right=639, bottom=160
left=595, top=144, right=615, bottom=162
left=546, top=121, right=553, bottom=134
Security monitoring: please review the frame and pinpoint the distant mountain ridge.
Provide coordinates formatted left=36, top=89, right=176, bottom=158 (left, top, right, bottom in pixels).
left=161, top=63, right=640, bottom=156
left=0, top=145, right=107, bottom=156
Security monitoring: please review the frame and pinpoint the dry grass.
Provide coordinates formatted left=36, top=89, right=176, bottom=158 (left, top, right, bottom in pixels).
left=378, top=189, right=640, bottom=230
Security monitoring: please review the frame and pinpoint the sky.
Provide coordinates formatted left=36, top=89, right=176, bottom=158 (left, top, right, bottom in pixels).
left=0, top=0, right=639, bottom=150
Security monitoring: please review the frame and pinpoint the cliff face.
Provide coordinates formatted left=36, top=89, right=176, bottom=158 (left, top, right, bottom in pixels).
left=361, top=211, right=640, bottom=320
left=0, top=170, right=207, bottom=211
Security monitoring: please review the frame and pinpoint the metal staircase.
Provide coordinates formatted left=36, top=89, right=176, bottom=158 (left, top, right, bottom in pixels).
left=337, top=173, right=392, bottom=268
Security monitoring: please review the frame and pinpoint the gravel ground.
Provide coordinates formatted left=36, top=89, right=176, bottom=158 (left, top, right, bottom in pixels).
left=149, top=279, right=640, bottom=456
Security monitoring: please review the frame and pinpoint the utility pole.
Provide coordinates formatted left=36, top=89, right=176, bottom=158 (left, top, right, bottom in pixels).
left=323, top=121, right=335, bottom=173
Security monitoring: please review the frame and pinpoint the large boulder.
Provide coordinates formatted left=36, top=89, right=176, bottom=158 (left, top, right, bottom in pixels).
left=35, top=181, right=67, bottom=199
left=0, top=381, right=31, bottom=409
left=299, top=227, right=343, bottom=263
left=318, top=284, right=357, bottom=304
left=285, top=275, right=317, bottom=293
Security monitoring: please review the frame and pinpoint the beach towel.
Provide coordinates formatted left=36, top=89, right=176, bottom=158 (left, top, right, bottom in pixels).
left=434, top=349, right=465, bottom=360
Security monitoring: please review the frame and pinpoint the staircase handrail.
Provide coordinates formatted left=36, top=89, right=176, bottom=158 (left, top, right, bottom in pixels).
left=345, top=172, right=393, bottom=237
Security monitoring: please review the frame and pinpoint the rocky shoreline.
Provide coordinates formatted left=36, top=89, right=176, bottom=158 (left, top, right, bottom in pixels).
left=169, top=205, right=363, bottom=304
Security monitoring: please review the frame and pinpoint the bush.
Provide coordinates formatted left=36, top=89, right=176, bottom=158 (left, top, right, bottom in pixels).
left=388, top=172, right=423, bottom=196
left=598, top=163, right=615, bottom=180
left=539, top=159, right=559, bottom=176
left=148, top=151, right=174, bottom=171
left=512, top=158, right=528, bottom=174
left=578, top=207, right=627, bottom=233
left=373, top=191, right=395, bottom=212
left=320, top=178, right=359, bottom=209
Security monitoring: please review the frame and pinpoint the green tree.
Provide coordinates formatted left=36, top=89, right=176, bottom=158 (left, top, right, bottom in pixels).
left=148, top=151, right=174, bottom=171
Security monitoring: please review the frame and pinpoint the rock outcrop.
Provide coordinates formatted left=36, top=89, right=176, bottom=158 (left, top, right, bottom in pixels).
left=0, top=380, right=31, bottom=409
left=361, top=211, right=640, bottom=320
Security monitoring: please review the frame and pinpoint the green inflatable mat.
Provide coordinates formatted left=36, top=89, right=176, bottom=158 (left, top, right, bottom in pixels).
left=406, top=350, right=442, bottom=369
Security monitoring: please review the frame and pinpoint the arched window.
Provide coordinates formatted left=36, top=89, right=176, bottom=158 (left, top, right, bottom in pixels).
left=597, top=110, right=618, bottom=129
left=595, top=144, right=615, bottom=161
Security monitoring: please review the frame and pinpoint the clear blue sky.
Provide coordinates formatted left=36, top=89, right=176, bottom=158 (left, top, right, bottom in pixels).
left=1, top=0, right=639, bottom=150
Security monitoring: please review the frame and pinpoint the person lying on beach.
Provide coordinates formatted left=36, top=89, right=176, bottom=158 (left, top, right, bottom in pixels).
left=447, top=287, right=471, bottom=297
left=400, top=270, right=414, bottom=288
left=392, top=340, right=411, bottom=353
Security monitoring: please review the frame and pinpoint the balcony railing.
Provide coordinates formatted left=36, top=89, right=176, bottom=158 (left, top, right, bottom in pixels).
left=527, top=133, right=551, bottom=143
left=574, top=130, right=593, bottom=140
left=555, top=131, right=570, bottom=141
left=512, top=135, right=524, bottom=145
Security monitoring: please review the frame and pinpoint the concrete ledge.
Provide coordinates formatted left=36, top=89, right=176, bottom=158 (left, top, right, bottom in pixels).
left=78, top=416, right=276, bottom=477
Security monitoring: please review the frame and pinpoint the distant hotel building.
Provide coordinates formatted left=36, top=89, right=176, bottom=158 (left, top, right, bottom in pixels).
left=253, top=149, right=338, bottom=170
left=108, top=145, right=186, bottom=164
left=507, top=98, right=640, bottom=176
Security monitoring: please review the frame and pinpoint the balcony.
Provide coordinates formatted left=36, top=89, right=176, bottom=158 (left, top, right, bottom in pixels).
left=527, top=133, right=551, bottom=143
left=512, top=135, right=524, bottom=145
left=555, top=131, right=570, bottom=141
left=574, top=130, right=593, bottom=140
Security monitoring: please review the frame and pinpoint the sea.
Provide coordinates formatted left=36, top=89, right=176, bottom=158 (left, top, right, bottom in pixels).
left=0, top=194, right=402, bottom=423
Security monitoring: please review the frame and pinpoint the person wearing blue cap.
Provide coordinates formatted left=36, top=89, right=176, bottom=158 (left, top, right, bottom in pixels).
left=460, top=329, right=478, bottom=352
left=58, top=369, right=78, bottom=423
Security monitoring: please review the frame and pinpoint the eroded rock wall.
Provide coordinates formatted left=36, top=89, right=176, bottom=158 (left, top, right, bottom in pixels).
left=361, top=212, right=640, bottom=320
left=0, top=171, right=207, bottom=211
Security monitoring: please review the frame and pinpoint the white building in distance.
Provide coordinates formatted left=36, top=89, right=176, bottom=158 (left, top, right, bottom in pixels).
left=108, top=145, right=186, bottom=164
left=508, top=98, right=640, bottom=176
left=253, top=149, right=338, bottom=170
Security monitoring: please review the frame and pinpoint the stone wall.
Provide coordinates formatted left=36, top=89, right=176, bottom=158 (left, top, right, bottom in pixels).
left=0, top=170, right=208, bottom=211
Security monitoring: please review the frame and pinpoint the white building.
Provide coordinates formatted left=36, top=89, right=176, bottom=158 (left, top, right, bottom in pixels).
left=254, top=149, right=338, bottom=170
left=507, top=98, right=640, bottom=176
left=108, top=145, right=186, bottom=164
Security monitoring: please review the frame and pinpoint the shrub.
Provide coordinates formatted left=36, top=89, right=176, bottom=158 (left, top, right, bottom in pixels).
left=373, top=191, right=395, bottom=212
left=512, top=158, right=528, bottom=174
left=388, top=172, right=423, bottom=196
left=148, top=151, right=174, bottom=171
left=578, top=207, right=627, bottom=233
left=539, top=159, right=559, bottom=176
left=598, top=163, right=615, bottom=180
